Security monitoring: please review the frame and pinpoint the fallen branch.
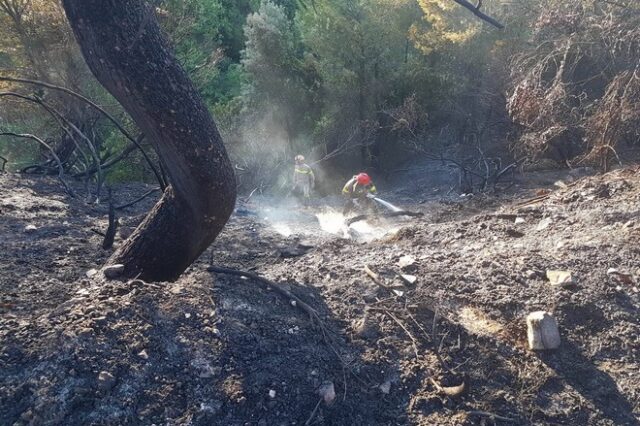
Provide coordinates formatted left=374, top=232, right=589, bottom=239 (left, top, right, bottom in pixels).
left=466, top=410, right=515, bottom=422
left=304, top=398, right=323, bottom=426
left=364, top=265, right=393, bottom=291
left=208, top=266, right=320, bottom=321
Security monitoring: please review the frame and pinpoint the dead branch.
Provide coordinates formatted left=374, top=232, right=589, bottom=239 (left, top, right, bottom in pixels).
left=0, top=76, right=166, bottom=189
left=466, top=410, right=516, bottom=423
left=0, top=132, right=74, bottom=196
left=384, top=309, right=420, bottom=359
left=208, top=266, right=320, bottom=320
left=452, top=0, right=504, bottom=29
left=364, top=265, right=393, bottom=292
left=115, top=187, right=161, bottom=210
left=0, top=91, right=92, bottom=173
left=304, top=398, right=323, bottom=426
left=102, top=188, right=118, bottom=250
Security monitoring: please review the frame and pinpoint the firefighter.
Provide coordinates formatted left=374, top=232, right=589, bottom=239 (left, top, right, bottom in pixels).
left=292, top=155, right=315, bottom=204
left=342, top=172, right=377, bottom=215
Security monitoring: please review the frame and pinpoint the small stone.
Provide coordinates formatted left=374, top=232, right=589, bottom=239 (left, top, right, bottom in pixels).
left=514, top=217, right=526, bottom=225
left=185, top=313, right=191, bottom=319
left=290, top=300, right=297, bottom=307
left=526, top=311, right=560, bottom=350
left=24, top=224, right=37, bottom=233
left=379, top=381, right=392, bottom=394
left=536, top=218, right=552, bottom=231
left=525, top=270, right=537, bottom=279
left=318, top=382, right=335, bottom=405
left=137, top=350, right=149, bottom=360
left=97, top=371, right=116, bottom=391
left=268, top=389, right=276, bottom=399
left=397, top=255, right=416, bottom=268
left=104, top=264, right=125, bottom=279
left=86, top=268, right=98, bottom=278
left=546, top=270, right=575, bottom=288
left=78, top=327, right=94, bottom=337
left=398, top=274, right=417, bottom=285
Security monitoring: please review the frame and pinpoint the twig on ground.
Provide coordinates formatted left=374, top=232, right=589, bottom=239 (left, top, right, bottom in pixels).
left=208, top=266, right=320, bottom=319
left=304, top=398, right=323, bottom=426
left=364, top=265, right=392, bottom=291
left=384, top=309, right=420, bottom=359
left=208, top=265, right=364, bottom=394
left=466, top=410, right=516, bottom=422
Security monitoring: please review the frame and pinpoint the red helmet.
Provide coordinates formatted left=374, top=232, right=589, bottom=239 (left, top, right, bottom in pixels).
left=356, top=173, right=371, bottom=185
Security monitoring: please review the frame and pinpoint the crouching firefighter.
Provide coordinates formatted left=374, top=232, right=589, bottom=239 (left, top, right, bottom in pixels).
left=293, top=155, right=315, bottom=205
left=342, top=172, right=377, bottom=215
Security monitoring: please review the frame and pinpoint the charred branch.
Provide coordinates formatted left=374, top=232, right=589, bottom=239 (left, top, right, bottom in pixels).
left=0, top=132, right=74, bottom=196
left=102, top=188, right=118, bottom=250
left=0, top=75, right=167, bottom=189
left=452, top=0, right=504, bottom=29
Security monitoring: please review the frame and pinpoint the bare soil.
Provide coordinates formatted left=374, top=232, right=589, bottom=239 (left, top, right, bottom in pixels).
left=1, top=168, right=639, bottom=425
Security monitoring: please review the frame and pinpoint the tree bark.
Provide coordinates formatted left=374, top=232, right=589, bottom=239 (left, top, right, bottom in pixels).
left=61, top=0, right=236, bottom=281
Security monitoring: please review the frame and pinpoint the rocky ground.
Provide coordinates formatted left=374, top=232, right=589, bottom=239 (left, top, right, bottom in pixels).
left=1, top=168, right=639, bottom=425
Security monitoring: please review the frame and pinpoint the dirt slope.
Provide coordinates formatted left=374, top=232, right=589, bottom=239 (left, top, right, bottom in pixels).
left=1, top=170, right=639, bottom=425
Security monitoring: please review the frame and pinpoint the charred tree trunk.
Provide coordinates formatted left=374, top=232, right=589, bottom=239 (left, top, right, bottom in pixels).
left=61, top=0, right=236, bottom=281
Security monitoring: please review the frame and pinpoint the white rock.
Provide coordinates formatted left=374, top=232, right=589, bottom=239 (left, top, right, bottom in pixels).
left=397, top=255, right=416, bottom=268
left=515, top=217, right=526, bottom=225
left=97, top=371, right=116, bottom=390
left=318, top=382, right=335, bottom=405
left=536, top=218, right=552, bottom=231
left=399, top=274, right=417, bottom=284
left=86, top=269, right=98, bottom=278
left=24, top=224, right=37, bottom=232
left=103, top=264, right=125, bottom=279
left=546, top=270, right=574, bottom=287
left=268, top=389, right=276, bottom=399
left=137, top=350, right=149, bottom=360
left=379, top=381, right=392, bottom=394
left=527, top=311, right=560, bottom=350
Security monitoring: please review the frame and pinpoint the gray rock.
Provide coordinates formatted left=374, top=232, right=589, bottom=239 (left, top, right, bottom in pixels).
left=104, top=264, right=125, bottom=279
left=97, top=371, right=116, bottom=391
left=527, top=311, right=561, bottom=350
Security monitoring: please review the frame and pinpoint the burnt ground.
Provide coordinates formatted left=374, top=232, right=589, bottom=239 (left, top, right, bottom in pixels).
left=1, top=168, right=639, bottom=425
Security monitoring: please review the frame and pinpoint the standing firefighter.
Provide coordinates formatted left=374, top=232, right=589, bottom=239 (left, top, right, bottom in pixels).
left=293, top=155, right=315, bottom=204
left=342, top=172, right=377, bottom=215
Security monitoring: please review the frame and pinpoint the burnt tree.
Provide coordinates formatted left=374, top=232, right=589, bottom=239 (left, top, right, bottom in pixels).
left=61, top=0, right=236, bottom=281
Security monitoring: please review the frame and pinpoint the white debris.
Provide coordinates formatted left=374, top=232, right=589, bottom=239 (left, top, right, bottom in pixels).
left=268, top=389, right=276, bottom=399
left=536, top=218, right=552, bottom=231
left=318, top=382, right=336, bottom=405
left=397, top=255, right=416, bottom=268
left=546, top=270, right=575, bottom=287
left=379, top=381, right=392, bottom=394
left=527, top=311, right=561, bottom=350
